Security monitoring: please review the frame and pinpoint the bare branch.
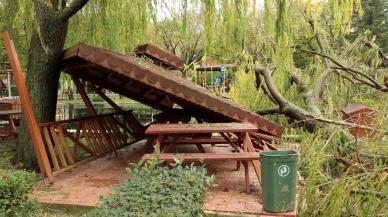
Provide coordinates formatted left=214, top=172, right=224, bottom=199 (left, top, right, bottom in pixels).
left=363, top=39, right=388, bottom=62
left=257, top=108, right=281, bottom=115
left=299, top=48, right=386, bottom=91
left=59, top=0, right=88, bottom=21
left=254, top=67, right=288, bottom=107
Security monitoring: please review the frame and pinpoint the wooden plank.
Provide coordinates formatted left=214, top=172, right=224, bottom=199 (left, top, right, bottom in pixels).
left=142, top=153, right=259, bottom=161
left=109, top=116, right=126, bottom=145
left=196, top=144, right=206, bottom=153
left=82, top=121, right=98, bottom=155
left=42, top=127, right=60, bottom=171
left=57, top=125, right=75, bottom=165
left=102, top=117, right=120, bottom=149
left=102, top=116, right=120, bottom=147
left=49, top=126, right=67, bottom=168
left=145, top=122, right=258, bottom=135
left=88, top=119, right=106, bottom=154
left=220, top=133, right=242, bottom=152
left=89, top=84, right=145, bottom=139
left=165, top=137, right=238, bottom=145
left=71, top=75, right=117, bottom=156
left=63, top=129, right=94, bottom=156
left=39, top=111, right=130, bottom=127
left=72, top=121, right=83, bottom=158
left=2, top=32, right=53, bottom=182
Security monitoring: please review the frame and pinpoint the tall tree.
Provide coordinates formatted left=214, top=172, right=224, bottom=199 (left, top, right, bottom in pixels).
left=13, top=0, right=88, bottom=169
left=351, top=0, right=388, bottom=53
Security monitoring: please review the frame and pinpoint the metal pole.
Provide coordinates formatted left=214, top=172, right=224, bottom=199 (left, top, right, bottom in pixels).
left=7, top=69, right=12, bottom=97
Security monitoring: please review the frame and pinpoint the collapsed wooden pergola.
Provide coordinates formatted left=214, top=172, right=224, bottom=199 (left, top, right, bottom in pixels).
left=2, top=32, right=284, bottom=184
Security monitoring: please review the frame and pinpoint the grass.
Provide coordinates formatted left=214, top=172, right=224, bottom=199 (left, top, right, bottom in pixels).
left=287, top=129, right=388, bottom=217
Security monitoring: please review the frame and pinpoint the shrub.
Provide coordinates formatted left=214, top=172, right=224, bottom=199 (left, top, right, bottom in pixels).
left=0, top=169, right=37, bottom=217
left=90, top=160, right=215, bottom=217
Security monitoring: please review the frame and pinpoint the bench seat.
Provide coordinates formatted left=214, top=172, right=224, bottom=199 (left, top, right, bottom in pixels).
left=141, top=152, right=259, bottom=162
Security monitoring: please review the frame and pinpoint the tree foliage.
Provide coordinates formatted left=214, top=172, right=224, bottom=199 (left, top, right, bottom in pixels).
left=351, top=0, right=388, bottom=52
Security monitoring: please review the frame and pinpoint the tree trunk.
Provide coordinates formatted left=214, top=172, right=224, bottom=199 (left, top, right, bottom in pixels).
left=13, top=2, right=68, bottom=169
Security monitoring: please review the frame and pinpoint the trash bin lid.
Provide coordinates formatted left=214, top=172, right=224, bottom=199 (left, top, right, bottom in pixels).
left=260, top=150, right=298, bottom=163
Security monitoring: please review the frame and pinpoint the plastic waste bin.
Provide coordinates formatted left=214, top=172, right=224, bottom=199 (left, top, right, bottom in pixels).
left=260, top=150, right=298, bottom=212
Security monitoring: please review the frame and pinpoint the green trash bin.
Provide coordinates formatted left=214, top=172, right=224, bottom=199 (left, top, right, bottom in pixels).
left=260, top=150, right=298, bottom=213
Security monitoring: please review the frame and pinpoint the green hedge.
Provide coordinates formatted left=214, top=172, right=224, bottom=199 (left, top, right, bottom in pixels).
left=90, top=160, right=215, bottom=217
left=0, top=169, right=36, bottom=217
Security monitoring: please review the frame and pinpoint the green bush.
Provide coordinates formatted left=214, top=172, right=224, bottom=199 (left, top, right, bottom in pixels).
left=90, top=160, right=215, bottom=217
left=0, top=169, right=37, bottom=217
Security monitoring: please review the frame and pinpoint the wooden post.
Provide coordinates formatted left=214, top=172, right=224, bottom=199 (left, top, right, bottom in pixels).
left=71, top=75, right=118, bottom=157
left=1, top=32, right=53, bottom=183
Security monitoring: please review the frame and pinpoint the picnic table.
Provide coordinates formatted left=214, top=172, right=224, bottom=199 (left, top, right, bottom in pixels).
left=142, top=122, right=262, bottom=193
left=0, top=109, right=21, bottom=137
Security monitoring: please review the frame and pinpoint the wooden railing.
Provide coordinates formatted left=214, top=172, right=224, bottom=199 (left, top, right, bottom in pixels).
left=39, top=111, right=136, bottom=174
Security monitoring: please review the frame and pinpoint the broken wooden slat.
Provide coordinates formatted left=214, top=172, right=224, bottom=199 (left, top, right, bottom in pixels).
left=58, top=125, right=75, bottom=165
left=62, top=126, right=94, bottom=156
left=42, top=127, right=60, bottom=171
left=82, top=122, right=98, bottom=155
left=102, top=116, right=120, bottom=147
left=49, top=126, right=67, bottom=168
left=88, top=120, right=105, bottom=154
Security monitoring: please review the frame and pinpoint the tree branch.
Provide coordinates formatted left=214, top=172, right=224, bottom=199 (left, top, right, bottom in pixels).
left=257, top=108, right=281, bottom=115
left=59, top=0, right=88, bottom=21
left=254, top=67, right=288, bottom=108
left=299, top=48, right=386, bottom=91
left=254, top=66, right=387, bottom=134
left=363, top=39, right=388, bottom=62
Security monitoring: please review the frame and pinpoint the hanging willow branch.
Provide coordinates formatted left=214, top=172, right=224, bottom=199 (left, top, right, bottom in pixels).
left=59, top=0, right=89, bottom=21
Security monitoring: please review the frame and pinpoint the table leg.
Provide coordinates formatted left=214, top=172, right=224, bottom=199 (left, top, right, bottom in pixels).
left=163, top=137, right=177, bottom=153
left=141, top=137, right=154, bottom=153
left=243, top=161, right=250, bottom=193
left=243, top=132, right=261, bottom=184
left=155, top=135, right=163, bottom=153
left=3, top=114, right=16, bottom=131
left=196, top=144, right=206, bottom=153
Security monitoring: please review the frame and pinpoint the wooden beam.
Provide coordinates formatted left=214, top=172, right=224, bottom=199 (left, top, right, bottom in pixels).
left=71, top=75, right=97, bottom=116
left=2, top=32, right=53, bottom=183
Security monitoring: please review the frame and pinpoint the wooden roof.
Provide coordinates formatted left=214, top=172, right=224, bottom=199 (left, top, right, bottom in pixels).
left=135, top=44, right=184, bottom=70
left=62, top=43, right=284, bottom=137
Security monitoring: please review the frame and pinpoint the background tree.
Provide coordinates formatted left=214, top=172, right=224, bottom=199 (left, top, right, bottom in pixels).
left=351, top=0, right=388, bottom=53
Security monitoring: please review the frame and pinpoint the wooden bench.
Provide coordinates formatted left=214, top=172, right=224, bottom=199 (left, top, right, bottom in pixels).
left=142, top=152, right=260, bottom=193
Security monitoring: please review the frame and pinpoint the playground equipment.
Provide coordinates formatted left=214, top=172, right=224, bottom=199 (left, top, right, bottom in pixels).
left=196, top=64, right=236, bottom=96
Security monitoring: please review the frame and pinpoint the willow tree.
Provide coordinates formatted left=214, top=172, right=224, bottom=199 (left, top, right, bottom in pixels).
left=8, top=0, right=89, bottom=169
left=224, top=0, right=387, bottom=134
